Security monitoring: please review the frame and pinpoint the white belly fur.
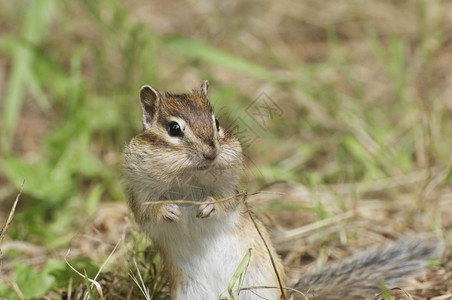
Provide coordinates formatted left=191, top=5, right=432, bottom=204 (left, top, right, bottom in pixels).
left=144, top=206, right=281, bottom=300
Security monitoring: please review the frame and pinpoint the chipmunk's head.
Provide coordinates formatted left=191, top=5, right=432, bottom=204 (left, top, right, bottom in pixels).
left=124, top=81, right=242, bottom=187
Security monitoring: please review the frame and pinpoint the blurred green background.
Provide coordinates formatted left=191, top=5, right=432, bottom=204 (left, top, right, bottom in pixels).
left=1, top=0, right=451, bottom=298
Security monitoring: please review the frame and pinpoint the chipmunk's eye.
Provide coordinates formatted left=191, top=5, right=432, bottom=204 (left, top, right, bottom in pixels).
left=168, top=122, right=183, bottom=137
left=215, top=119, right=220, bottom=131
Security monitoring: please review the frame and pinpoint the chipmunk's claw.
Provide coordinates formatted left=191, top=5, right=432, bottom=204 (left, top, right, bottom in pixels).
left=163, top=204, right=182, bottom=222
left=197, top=196, right=216, bottom=219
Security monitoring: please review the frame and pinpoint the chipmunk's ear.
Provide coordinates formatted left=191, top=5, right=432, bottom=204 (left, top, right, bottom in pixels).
left=199, top=80, right=209, bottom=97
left=140, top=85, right=160, bottom=129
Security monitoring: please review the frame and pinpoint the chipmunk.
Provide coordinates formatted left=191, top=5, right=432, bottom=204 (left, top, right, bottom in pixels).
left=123, top=81, right=442, bottom=300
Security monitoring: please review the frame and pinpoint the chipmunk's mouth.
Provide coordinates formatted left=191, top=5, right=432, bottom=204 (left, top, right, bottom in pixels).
left=197, top=165, right=209, bottom=171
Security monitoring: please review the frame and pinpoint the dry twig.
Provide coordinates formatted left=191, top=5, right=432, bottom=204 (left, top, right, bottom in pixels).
left=0, top=182, right=24, bottom=272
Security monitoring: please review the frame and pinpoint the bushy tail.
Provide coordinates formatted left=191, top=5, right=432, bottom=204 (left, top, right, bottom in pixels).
left=292, top=238, right=443, bottom=299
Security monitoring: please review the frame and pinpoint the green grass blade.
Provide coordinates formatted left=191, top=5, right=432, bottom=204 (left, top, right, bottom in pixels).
left=1, top=0, right=55, bottom=152
left=84, top=270, right=96, bottom=300
left=228, top=248, right=251, bottom=299
left=162, top=36, right=275, bottom=81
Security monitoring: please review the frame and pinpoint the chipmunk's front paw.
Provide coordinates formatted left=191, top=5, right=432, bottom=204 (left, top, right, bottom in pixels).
left=196, top=196, right=216, bottom=219
left=163, top=204, right=181, bottom=222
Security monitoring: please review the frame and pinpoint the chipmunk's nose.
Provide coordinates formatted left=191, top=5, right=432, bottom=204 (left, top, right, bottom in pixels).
left=203, top=147, right=218, bottom=161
